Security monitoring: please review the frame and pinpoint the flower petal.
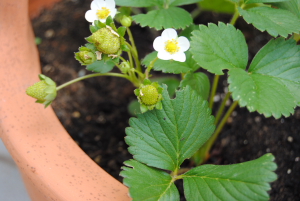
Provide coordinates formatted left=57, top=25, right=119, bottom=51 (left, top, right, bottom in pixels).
left=161, top=28, right=178, bottom=40
left=91, top=0, right=105, bottom=10
left=178, top=36, right=190, bottom=52
left=157, top=50, right=173, bottom=60
left=105, top=0, right=116, bottom=9
left=110, top=8, right=117, bottom=19
left=153, top=36, right=165, bottom=51
left=171, top=52, right=186, bottom=62
left=85, top=10, right=97, bottom=23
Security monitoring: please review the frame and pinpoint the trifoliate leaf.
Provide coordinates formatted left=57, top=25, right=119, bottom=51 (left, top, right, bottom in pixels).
left=238, top=6, right=300, bottom=38
left=120, top=160, right=179, bottom=201
left=86, top=59, right=116, bottom=73
left=142, top=51, right=199, bottom=74
left=199, top=0, right=235, bottom=14
left=180, top=72, right=210, bottom=100
left=183, top=154, right=277, bottom=201
left=190, top=22, right=248, bottom=75
left=132, top=7, right=193, bottom=30
left=125, top=85, right=215, bottom=171
left=228, top=38, right=300, bottom=118
left=271, top=0, right=300, bottom=18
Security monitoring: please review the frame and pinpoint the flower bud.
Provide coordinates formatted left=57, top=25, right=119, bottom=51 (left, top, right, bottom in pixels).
left=75, top=47, right=97, bottom=65
left=90, top=27, right=121, bottom=54
left=120, top=16, right=132, bottom=27
left=26, top=74, right=57, bottom=107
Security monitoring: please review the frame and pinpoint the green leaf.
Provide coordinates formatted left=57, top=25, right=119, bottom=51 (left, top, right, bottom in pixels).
left=179, top=24, right=200, bottom=40
left=115, top=0, right=161, bottom=7
left=245, top=0, right=290, bottom=3
left=228, top=38, right=300, bottom=118
left=183, top=154, right=277, bottom=201
left=121, top=160, right=179, bottom=201
left=142, top=51, right=199, bottom=74
left=86, top=59, right=116, bottom=73
left=190, top=22, right=248, bottom=75
left=180, top=72, right=210, bottom=100
left=169, top=0, right=202, bottom=6
left=132, top=7, right=193, bottom=30
left=125, top=85, right=215, bottom=171
left=151, top=77, right=180, bottom=97
left=199, top=0, right=235, bottom=14
left=115, top=0, right=201, bottom=7
left=272, top=0, right=300, bottom=18
left=238, top=6, right=300, bottom=38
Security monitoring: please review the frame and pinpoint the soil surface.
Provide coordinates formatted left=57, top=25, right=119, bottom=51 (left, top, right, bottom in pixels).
left=31, top=0, right=300, bottom=200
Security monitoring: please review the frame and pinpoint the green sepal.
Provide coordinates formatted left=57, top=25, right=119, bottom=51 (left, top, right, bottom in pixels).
left=121, top=44, right=130, bottom=52
left=85, top=43, right=97, bottom=52
left=94, top=20, right=106, bottom=29
left=117, top=26, right=127, bottom=37
left=89, top=25, right=98, bottom=33
left=105, top=16, right=114, bottom=25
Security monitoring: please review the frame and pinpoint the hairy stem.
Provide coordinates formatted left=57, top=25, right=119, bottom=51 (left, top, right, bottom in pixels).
left=56, top=73, right=132, bottom=91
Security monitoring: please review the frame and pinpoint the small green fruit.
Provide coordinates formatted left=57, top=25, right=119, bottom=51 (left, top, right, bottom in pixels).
left=75, top=47, right=96, bottom=65
left=134, top=79, right=163, bottom=113
left=90, top=27, right=120, bottom=54
left=26, top=74, right=57, bottom=107
left=140, top=85, right=159, bottom=106
left=26, top=81, right=48, bottom=101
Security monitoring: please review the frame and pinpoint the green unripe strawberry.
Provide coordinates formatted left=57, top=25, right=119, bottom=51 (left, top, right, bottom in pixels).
left=26, top=74, right=57, bottom=107
left=26, top=80, right=48, bottom=101
left=75, top=46, right=96, bottom=65
left=134, top=79, right=163, bottom=113
left=140, top=85, right=159, bottom=106
left=90, top=27, right=120, bottom=54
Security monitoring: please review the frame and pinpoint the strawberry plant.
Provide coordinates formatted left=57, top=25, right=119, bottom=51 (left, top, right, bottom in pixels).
left=26, top=0, right=300, bottom=200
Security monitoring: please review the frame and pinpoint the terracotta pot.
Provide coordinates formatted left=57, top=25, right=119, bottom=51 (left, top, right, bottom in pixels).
left=0, top=1, right=130, bottom=200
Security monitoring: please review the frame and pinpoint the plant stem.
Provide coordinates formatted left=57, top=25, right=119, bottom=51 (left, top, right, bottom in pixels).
left=56, top=73, right=131, bottom=91
left=230, top=5, right=240, bottom=25
left=126, top=28, right=141, bottom=72
left=208, top=75, right=219, bottom=109
left=145, top=57, right=158, bottom=79
left=193, top=100, right=239, bottom=165
left=214, top=92, right=231, bottom=125
left=191, top=6, right=201, bottom=19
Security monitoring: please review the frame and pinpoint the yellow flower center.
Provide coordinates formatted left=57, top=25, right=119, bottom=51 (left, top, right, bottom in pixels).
left=165, top=39, right=180, bottom=54
left=97, top=7, right=110, bottom=19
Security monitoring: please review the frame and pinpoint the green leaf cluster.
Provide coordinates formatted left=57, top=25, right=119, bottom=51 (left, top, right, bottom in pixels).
left=190, top=22, right=300, bottom=118
left=116, top=0, right=201, bottom=30
left=121, top=86, right=277, bottom=200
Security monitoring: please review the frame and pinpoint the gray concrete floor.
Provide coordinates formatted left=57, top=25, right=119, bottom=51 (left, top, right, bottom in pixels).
left=0, top=140, right=31, bottom=201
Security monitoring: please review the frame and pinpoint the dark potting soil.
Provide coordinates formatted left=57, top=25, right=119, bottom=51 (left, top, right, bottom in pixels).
left=31, top=0, right=300, bottom=200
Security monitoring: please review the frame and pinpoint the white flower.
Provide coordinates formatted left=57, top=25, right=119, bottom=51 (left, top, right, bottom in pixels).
left=153, top=28, right=190, bottom=62
left=85, top=0, right=117, bottom=23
